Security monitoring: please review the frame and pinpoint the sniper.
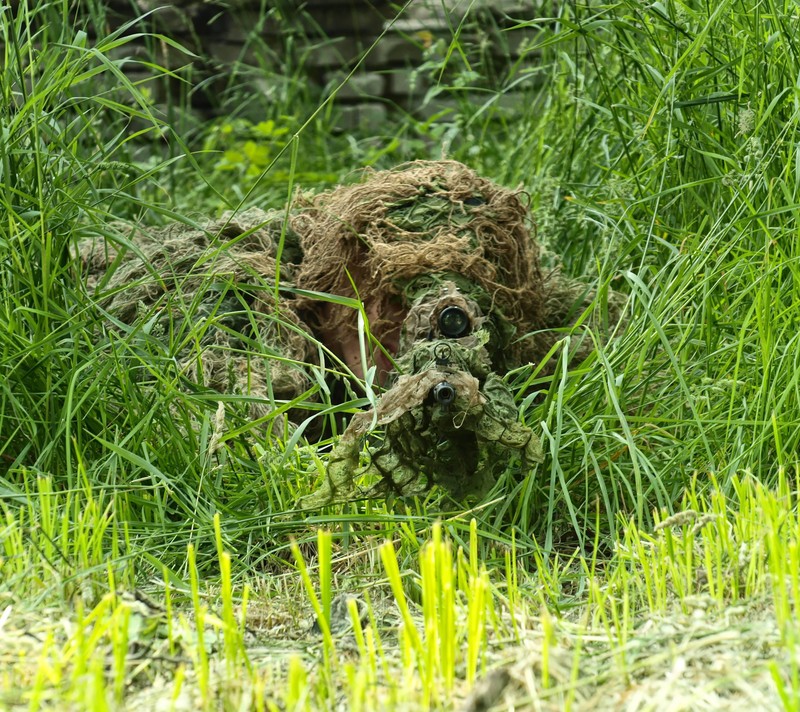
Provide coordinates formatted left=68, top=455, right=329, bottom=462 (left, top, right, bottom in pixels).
left=79, top=160, right=623, bottom=506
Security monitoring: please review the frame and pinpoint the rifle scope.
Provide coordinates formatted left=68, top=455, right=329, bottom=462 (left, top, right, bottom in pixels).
left=438, top=305, right=470, bottom=338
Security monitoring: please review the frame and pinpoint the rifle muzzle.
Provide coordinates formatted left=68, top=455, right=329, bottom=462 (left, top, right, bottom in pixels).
left=432, top=380, right=456, bottom=407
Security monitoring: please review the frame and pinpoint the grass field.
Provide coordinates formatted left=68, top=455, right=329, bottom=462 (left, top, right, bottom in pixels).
left=2, top=0, right=800, bottom=709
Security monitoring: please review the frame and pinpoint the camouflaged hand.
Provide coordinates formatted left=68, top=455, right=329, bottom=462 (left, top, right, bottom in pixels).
left=297, top=282, right=543, bottom=509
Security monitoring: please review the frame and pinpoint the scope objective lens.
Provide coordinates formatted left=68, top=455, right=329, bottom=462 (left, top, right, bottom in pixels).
left=438, top=305, right=470, bottom=338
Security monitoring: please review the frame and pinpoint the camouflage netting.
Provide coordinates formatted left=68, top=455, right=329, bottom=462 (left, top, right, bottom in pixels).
left=80, top=160, right=624, bottom=503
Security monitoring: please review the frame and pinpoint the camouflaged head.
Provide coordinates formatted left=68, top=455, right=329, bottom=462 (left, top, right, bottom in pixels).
left=292, top=160, right=545, bottom=365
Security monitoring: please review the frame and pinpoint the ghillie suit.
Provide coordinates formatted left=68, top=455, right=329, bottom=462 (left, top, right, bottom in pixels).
left=80, top=160, right=622, bottom=504
left=292, top=160, right=619, bottom=376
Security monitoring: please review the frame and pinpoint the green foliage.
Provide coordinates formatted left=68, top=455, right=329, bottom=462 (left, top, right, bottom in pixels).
left=211, top=119, right=290, bottom=177
left=3, top=0, right=800, bottom=562
left=0, top=0, right=165, bottom=474
left=198, top=116, right=339, bottom=207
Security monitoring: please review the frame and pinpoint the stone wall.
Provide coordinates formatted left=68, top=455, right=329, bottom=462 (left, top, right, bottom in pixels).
left=68, top=1, right=549, bottom=130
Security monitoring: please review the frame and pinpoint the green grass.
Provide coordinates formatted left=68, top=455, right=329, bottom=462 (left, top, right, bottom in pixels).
left=2, top=0, right=800, bottom=708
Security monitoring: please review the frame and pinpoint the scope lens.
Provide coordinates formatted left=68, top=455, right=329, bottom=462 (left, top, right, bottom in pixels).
left=438, top=305, right=470, bottom=338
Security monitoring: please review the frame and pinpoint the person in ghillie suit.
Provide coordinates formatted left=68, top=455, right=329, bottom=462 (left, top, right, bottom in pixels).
left=79, top=160, right=623, bottom=506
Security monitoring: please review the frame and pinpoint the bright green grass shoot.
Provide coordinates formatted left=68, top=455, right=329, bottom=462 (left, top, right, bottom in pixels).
left=5, top=479, right=800, bottom=708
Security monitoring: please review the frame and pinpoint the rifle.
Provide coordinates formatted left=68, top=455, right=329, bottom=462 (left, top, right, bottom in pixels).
left=298, top=281, right=543, bottom=508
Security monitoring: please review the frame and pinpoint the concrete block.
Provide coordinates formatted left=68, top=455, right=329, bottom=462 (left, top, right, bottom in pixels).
left=205, top=40, right=265, bottom=67
left=496, top=26, right=540, bottom=58
left=305, top=38, right=360, bottom=67
left=334, top=102, right=388, bottom=132
left=326, top=71, right=385, bottom=100
left=387, top=68, right=429, bottom=100
left=135, top=1, right=194, bottom=34
left=223, top=10, right=267, bottom=43
left=312, top=6, right=388, bottom=37
left=366, top=35, right=425, bottom=67
left=390, top=3, right=449, bottom=33
left=410, top=88, right=532, bottom=120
